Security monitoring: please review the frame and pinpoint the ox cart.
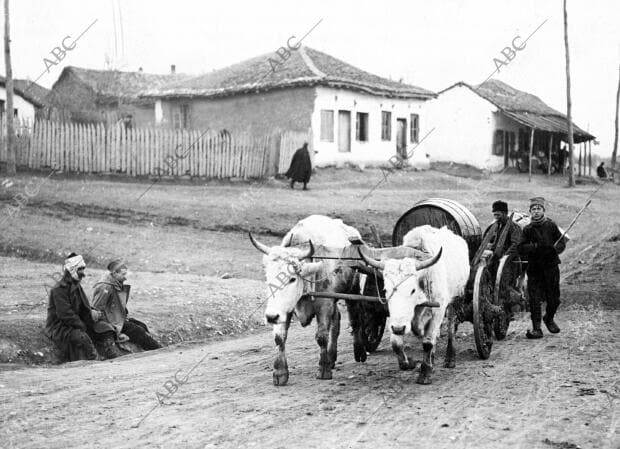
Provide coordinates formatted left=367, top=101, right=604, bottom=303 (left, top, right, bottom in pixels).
left=308, top=198, right=527, bottom=360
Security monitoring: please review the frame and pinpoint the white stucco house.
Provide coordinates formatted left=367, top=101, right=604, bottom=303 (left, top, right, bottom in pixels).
left=421, top=80, right=594, bottom=171
left=0, top=77, right=48, bottom=124
left=142, top=46, right=436, bottom=168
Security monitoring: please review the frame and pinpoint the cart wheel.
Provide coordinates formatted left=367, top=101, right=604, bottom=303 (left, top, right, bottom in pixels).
left=363, top=315, right=386, bottom=353
left=472, top=264, right=494, bottom=359
left=493, top=255, right=514, bottom=340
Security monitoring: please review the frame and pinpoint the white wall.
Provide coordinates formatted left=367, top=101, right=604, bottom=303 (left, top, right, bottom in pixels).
left=0, top=87, right=36, bottom=123
left=420, top=84, right=505, bottom=171
left=311, top=86, right=427, bottom=167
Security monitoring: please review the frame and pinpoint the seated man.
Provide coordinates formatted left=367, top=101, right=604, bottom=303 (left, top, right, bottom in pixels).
left=597, top=162, right=608, bottom=179
left=92, top=260, right=161, bottom=357
left=482, top=200, right=522, bottom=277
left=45, top=253, right=104, bottom=362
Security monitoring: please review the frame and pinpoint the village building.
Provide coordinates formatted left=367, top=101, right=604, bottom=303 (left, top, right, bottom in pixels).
left=47, top=66, right=190, bottom=127
left=142, top=46, right=436, bottom=167
left=0, top=76, right=49, bottom=124
left=423, top=80, right=595, bottom=172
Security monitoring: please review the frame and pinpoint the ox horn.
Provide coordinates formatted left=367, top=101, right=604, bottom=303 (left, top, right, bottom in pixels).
left=248, top=232, right=270, bottom=255
left=299, top=240, right=315, bottom=260
left=358, top=247, right=385, bottom=270
left=415, top=247, right=443, bottom=271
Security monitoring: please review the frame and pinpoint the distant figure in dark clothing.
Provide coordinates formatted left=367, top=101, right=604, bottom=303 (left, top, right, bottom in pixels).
left=285, top=142, right=312, bottom=190
left=597, top=162, right=608, bottom=179
left=45, top=253, right=104, bottom=362
left=518, top=197, right=566, bottom=339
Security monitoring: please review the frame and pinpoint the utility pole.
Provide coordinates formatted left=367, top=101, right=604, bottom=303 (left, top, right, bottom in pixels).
left=563, top=0, right=575, bottom=187
left=3, top=0, right=15, bottom=175
left=612, top=63, right=619, bottom=183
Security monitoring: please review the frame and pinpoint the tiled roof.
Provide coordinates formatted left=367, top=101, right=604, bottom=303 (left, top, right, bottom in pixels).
left=142, top=46, right=436, bottom=100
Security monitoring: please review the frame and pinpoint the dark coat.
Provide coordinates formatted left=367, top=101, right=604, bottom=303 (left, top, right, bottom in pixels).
left=45, top=272, right=96, bottom=343
left=285, top=145, right=312, bottom=183
left=91, top=273, right=129, bottom=336
left=518, top=218, right=566, bottom=272
left=483, top=218, right=522, bottom=260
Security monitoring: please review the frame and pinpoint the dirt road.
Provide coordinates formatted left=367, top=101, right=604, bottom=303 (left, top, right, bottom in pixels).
left=2, top=299, right=618, bottom=449
left=1, top=169, right=619, bottom=448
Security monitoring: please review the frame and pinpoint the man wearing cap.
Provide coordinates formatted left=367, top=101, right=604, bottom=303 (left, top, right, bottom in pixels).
left=45, top=252, right=103, bottom=362
left=518, top=197, right=566, bottom=339
left=483, top=200, right=522, bottom=269
left=92, top=260, right=161, bottom=356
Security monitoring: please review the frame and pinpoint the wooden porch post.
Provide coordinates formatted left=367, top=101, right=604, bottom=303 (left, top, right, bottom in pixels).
left=548, top=133, right=553, bottom=176
left=528, top=127, right=535, bottom=182
left=588, top=140, right=592, bottom=176
left=578, top=144, right=582, bottom=177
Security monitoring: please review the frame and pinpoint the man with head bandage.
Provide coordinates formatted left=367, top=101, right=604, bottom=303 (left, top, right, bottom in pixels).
left=45, top=252, right=104, bottom=362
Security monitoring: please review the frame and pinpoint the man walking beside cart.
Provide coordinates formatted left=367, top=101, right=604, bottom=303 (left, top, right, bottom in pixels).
left=518, top=197, right=565, bottom=339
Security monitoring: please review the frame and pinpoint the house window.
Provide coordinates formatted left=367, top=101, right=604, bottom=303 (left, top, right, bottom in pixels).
left=381, top=111, right=391, bottom=141
left=493, top=130, right=505, bottom=155
left=410, top=114, right=419, bottom=143
left=356, top=112, right=368, bottom=142
left=180, top=104, right=190, bottom=128
left=173, top=104, right=190, bottom=129
left=320, top=110, right=334, bottom=141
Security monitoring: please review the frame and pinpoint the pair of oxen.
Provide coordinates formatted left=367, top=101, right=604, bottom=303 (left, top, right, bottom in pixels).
left=249, top=215, right=470, bottom=386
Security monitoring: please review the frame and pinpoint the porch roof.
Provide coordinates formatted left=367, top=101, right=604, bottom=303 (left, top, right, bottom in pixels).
left=503, top=111, right=595, bottom=143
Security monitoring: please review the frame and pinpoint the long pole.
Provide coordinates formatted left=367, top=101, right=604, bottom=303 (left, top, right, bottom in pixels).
left=612, top=63, right=619, bottom=183
left=3, top=0, right=15, bottom=175
left=588, top=140, right=592, bottom=176
left=528, top=127, right=534, bottom=182
left=563, top=0, right=575, bottom=187
left=548, top=133, right=553, bottom=176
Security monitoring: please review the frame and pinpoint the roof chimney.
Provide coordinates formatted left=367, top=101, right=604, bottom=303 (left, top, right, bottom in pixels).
left=170, top=64, right=176, bottom=74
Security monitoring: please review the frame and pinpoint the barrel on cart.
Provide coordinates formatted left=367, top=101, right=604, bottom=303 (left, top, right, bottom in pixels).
left=392, top=198, right=482, bottom=261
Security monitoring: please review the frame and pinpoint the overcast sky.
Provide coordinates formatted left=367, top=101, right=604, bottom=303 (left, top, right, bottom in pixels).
left=6, top=0, right=619, bottom=156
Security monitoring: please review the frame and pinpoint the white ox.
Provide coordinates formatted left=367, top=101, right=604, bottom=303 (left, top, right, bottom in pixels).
left=250, top=215, right=363, bottom=386
left=359, top=225, right=470, bottom=384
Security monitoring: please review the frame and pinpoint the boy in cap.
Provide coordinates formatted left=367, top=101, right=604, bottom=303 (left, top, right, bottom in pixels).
left=92, top=259, right=161, bottom=357
left=518, top=197, right=566, bottom=339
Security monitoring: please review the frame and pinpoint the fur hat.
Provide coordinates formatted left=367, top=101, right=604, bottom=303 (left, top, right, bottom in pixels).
left=107, top=259, right=127, bottom=273
left=529, top=197, right=546, bottom=210
left=492, top=200, right=508, bottom=213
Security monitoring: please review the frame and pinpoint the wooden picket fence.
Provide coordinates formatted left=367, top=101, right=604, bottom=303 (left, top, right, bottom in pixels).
left=0, top=119, right=312, bottom=179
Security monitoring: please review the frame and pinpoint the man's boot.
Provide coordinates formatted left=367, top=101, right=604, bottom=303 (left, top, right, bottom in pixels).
left=543, top=303, right=561, bottom=334
left=526, top=322, right=543, bottom=339
left=101, top=333, right=123, bottom=359
left=526, top=295, right=543, bottom=339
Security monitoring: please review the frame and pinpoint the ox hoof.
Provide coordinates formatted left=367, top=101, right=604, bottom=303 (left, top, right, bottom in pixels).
left=398, top=360, right=416, bottom=371
left=273, top=370, right=289, bottom=386
left=416, top=373, right=433, bottom=385
left=317, top=367, right=333, bottom=380
left=354, top=343, right=367, bottom=363
left=443, top=359, right=456, bottom=369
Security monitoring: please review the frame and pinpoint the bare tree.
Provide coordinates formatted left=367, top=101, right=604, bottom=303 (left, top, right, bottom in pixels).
left=563, top=0, right=575, bottom=187
left=612, top=63, right=619, bottom=183
left=3, top=0, right=15, bottom=175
